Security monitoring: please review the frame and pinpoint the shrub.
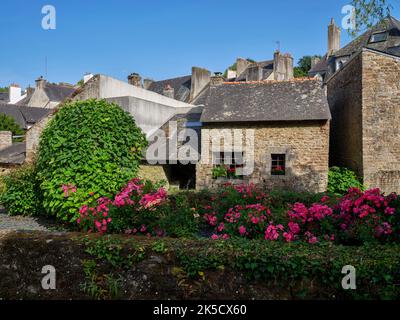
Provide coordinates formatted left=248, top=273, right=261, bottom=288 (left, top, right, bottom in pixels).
left=36, top=99, right=147, bottom=222
left=328, top=167, right=364, bottom=195
left=0, top=164, right=42, bottom=216
left=78, top=178, right=167, bottom=234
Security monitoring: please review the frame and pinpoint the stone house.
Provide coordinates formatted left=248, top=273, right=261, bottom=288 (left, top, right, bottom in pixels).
left=326, top=16, right=400, bottom=194
left=27, top=77, right=75, bottom=109
left=196, top=77, right=331, bottom=193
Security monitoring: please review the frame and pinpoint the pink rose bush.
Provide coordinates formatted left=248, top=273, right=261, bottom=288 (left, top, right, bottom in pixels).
left=77, top=178, right=167, bottom=234
left=74, top=178, right=399, bottom=244
left=202, top=184, right=399, bottom=245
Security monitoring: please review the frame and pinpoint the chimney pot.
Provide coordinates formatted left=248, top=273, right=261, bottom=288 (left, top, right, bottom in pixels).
left=128, top=73, right=142, bottom=87
left=210, top=72, right=225, bottom=86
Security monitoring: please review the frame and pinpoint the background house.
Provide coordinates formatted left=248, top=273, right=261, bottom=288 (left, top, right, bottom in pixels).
left=27, top=77, right=75, bottom=109
left=326, top=17, right=400, bottom=194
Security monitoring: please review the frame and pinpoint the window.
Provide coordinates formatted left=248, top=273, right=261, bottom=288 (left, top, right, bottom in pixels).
left=369, top=32, right=387, bottom=43
left=271, top=154, right=286, bottom=176
left=212, top=151, right=244, bottom=179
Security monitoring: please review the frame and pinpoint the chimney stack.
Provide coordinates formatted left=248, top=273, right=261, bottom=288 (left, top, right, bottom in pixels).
left=9, top=84, right=22, bottom=104
left=163, top=84, right=175, bottom=99
left=128, top=73, right=142, bottom=87
left=311, top=56, right=321, bottom=69
left=190, top=67, right=211, bottom=101
left=210, top=72, right=225, bottom=86
left=328, top=18, right=341, bottom=56
left=35, top=76, right=46, bottom=89
left=273, top=51, right=294, bottom=81
left=0, top=131, right=12, bottom=151
left=236, top=58, right=251, bottom=77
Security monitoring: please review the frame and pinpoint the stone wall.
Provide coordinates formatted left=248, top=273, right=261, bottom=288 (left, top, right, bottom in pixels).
left=25, top=114, right=53, bottom=163
left=361, top=50, right=400, bottom=193
left=196, top=121, right=330, bottom=193
left=0, top=131, right=12, bottom=151
left=327, top=49, right=400, bottom=194
left=138, top=164, right=170, bottom=189
left=327, top=53, right=363, bottom=176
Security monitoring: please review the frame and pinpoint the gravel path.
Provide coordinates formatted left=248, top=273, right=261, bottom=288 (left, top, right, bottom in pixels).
left=0, top=207, right=65, bottom=232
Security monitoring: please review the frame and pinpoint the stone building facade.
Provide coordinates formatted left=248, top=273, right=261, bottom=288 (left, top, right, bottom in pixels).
left=197, top=122, right=330, bottom=193
left=197, top=78, right=331, bottom=192
left=327, top=49, right=400, bottom=194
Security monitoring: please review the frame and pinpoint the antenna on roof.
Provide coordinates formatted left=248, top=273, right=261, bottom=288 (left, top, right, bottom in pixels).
left=45, top=56, right=48, bottom=78
left=276, top=41, right=281, bottom=52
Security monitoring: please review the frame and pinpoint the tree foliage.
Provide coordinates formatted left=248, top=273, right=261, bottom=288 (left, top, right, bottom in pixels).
left=0, top=113, right=24, bottom=136
left=350, top=0, right=393, bottom=36
left=36, top=99, right=148, bottom=221
left=294, top=55, right=322, bottom=78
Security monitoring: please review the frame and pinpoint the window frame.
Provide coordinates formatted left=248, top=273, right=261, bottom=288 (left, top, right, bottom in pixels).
left=212, top=151, right=244, bottom=179
left=271, top=153, right=286, bottom=176
left=369, top=32, right=388, bottom=44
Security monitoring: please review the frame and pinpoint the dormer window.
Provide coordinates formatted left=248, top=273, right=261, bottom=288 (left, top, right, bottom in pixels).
left=369, top=32, right=388, bottom=43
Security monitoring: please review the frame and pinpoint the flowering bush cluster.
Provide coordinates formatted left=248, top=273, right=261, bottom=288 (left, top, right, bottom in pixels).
left=202, top=184, right=399, bottom=245
left=77, top=178, right=167, bottom=234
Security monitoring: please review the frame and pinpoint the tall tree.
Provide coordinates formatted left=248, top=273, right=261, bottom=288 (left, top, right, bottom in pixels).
left=350, top=0, right=393, bottom=36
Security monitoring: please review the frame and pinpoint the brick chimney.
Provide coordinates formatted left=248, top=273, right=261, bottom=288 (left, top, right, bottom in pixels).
left=35, top=76, right=46, bottom=89
left=9, top=84, right=22, bottom=104
left=210, top=72, right=224, bottom=86
left=0, top=131, right=12, bottom=151
left=328, top=18, right=341, bottom=56
left=190, top=67, right=211, bottom=101
left=163, top=84, right=175, bottom=99
left=128, top=73, right=142, bottom=87
left=273, top=51, right=294, bottom=81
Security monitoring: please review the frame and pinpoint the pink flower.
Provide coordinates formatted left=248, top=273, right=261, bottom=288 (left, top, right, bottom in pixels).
left=211, top=234, right=219, bottom=240
left=288, top=222, right=300, bottom=234
left=239, top=225, right=247, bottom=236
left=283, top=232, right=294, bottom=242
left=308, top=236, right=318, bottom=244
left=222, top=234, right=230, bottom=240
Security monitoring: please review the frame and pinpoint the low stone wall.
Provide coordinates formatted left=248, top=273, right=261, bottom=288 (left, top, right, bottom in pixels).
left=0, top=231, right=399, bottom=300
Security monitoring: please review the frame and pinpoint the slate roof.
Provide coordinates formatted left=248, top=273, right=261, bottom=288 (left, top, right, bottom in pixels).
left=235, top=60, right=274, bottom=81
left=0, top=92, right=9, bottom=103
left=0, top=142, right=26, bottom=165
left=309, top=54, right=329, bottom=75
left=0, top=103, right=51, bottom=129
left=147, top=75, right=192, bottom=102
left=334, top=16, right=400, bottom=58
left=44, top=83, right=75, bottom=102
left=201, top=79, right=331, bottom=123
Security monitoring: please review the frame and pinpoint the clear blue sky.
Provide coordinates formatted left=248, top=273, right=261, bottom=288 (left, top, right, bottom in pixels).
left=0, top=0, right=398, bottom=88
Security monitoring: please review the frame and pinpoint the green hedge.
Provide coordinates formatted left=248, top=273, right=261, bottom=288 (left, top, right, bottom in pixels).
left=0, top=164, right=43, bottom=216
left=83, top=235, right=400, bottom=299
